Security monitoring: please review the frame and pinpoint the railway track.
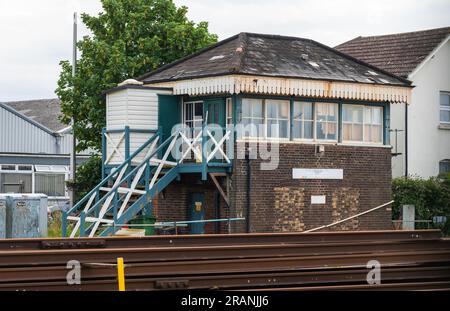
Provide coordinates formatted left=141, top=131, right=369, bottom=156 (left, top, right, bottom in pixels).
left=0, top=230, right=441, bottom=251
left=0, top=230, right=448, bottom=291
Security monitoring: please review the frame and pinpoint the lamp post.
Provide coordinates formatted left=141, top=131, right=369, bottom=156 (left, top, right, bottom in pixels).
left=69, top=12, right=77, bottom=208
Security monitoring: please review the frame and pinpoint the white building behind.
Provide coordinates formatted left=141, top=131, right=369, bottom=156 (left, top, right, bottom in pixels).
left=337, top=27, right=450, bottom=178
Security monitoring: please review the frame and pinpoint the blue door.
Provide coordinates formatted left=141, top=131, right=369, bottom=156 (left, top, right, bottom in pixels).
left=189, top=193, right=205, bottom=234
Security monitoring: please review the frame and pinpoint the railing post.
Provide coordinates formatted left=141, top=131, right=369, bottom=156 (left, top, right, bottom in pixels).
left=61, top=210, right=67, bottom=238
left=124, top=126, right=130, bottom=160
left=124, top=126, right=131, bottom=186
left=102, top=128, right=106, bottom=180
left=80, top=211, right=86, bottom=237
left=227, top=126, right=234, bottom=167
left=113, top=189, right=119, bottom=225
left=202, top=123, right=207, bottom=180
left=158, top=126, right=163, bottom=160
left=95, top=191, right=100, bottom=217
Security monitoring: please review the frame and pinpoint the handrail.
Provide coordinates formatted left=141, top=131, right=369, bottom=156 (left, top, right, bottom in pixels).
left=106, top=218, right=246, bottom=227
left=177, top=125, right=231, bottom=164
left=302, top=200, right=394, bottom=233
left=78, top=130, right=179, bottom=219
left=68, top=129, right=161, bottom=214
left=105, top=128, right=158, bottom=134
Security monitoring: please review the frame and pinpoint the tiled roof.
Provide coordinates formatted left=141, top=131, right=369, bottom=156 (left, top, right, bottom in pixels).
left=335, top=27, right=450, bottom=78
left=141, top=32, right=410, bottom=86
left=2, top=98, right=67, bottom=132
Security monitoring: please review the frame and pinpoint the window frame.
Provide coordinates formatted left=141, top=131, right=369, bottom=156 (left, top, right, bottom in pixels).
left=292, top=101, right=314, bottom=141
left=265, top=99, right=290, bottom=140
left=0, top=164, right=69, bottom=199
left=440, top=91, right=450, bottom=125
left=314, top=102, right=339, bottom=142
left=182, top=100, right=204, bottom=129
left=342, top=104, right=383, bottom=145
left=226, top=98, right=233, bottom=125
left=240, top=98, right=265, bottom=139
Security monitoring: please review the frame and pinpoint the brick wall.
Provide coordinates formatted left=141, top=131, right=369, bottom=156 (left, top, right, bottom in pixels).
left=155, top=174, right=230, bottom=234
left=229, top=142, right=392, bottom=233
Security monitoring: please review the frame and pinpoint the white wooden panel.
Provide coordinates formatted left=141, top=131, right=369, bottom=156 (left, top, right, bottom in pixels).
left=149, top=74, right=411, bottom=104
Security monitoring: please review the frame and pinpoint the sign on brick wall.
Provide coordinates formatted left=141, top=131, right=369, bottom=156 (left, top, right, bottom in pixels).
left=292, top=168, right=343, bottom=180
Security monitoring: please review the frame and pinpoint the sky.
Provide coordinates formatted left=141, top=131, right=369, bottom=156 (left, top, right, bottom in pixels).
left=0, top=0, right=449, bottom=102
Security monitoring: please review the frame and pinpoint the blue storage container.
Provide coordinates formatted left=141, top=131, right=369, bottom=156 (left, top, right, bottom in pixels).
left=0, top=195, right=6, bottom=238
left=6, top=194, right=48, bottom=238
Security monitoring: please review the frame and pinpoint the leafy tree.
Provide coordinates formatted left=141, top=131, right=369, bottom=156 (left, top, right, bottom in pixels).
left=56, top=0, right=217, bottom=152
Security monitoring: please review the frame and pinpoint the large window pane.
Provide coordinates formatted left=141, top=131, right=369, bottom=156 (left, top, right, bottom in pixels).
left=440, top=92, right=450, bottom=124
left=441, top=110, right=450, bottom=122
left=0, top=173, right=32, bottom=193
left=266, top=99, right=289, bottom=138
left=35, top=173, right=66, bottom=197
left=293, top=102, right=313, bottom=139
left=241, top=98, right=264, bottom=137
left=316, top=103, right=338, bottom=141
left=441, top=93, right=450, bottom=107
left=343, top=105, right=382, bottom=143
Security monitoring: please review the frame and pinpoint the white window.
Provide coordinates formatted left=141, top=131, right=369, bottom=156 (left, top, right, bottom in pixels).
left=183, top=101, right=203, bottom=129
left=226, top=98, right=233, bottom=125
left=266, top=99, right=290, bottom=139
left=0, top=165, right=69, bottom=198
left=440, top=92, right=450, bottom=124
left=315, top=103, right=338, bottom=141
left=343, top=105, right=383, bottom=144
left=0, top=167, right=32, bottom=193
left=293, top=102, right=314, bottom=140
left=241, top=98, right=264, bottom=137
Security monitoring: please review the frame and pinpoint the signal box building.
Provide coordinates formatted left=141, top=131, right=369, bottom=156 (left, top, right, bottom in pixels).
left=64, top=33, right=412, bottom=237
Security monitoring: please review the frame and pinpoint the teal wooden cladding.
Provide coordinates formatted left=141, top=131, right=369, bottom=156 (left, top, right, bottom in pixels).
left=158, top=94, right=181, bottom=142
left=204, top=98, right=226, bottom=126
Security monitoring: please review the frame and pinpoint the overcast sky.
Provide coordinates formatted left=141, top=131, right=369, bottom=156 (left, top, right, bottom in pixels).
left=0, top=0, right=449, bottom=101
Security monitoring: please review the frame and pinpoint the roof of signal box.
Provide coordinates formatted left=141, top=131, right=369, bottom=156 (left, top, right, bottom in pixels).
left=139, top=32, right=411, bottom=87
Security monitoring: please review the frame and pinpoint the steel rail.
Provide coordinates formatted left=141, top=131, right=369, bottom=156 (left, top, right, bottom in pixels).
left=245, top=281, right=450, bottom=291
left=0, top=240, right=449, bottom=267
left=1, top=265, right=449, bottom=291
left=0, top=230, right=441, bottom=251
left=0, top=249, right=449, bottom=282
left=0, top=257, right=448, bottom=285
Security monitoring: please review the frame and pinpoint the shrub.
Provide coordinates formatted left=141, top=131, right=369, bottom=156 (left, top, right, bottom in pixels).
left=392, top=175, right=450, bottom=235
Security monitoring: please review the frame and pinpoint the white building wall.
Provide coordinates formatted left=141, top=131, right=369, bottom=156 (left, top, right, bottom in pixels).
left=390, top=102, right=407, bottom=177
left=391, top=40, right=450, bottom=178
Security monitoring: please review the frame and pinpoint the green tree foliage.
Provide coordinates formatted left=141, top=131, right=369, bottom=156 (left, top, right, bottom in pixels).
left=56, top=0, right=217, bottom=152
left=392, top=175, right=450, bottom=234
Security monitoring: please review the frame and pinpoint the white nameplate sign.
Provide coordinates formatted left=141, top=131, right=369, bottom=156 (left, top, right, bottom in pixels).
left=293, top=168, right=343, bottom=180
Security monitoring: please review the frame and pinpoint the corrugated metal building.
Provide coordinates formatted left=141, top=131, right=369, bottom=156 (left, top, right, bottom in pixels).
left=0, top=99, right=90, bottom=209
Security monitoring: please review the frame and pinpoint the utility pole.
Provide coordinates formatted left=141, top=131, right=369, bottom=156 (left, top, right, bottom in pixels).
left=69, top=12, right=77, bottom=208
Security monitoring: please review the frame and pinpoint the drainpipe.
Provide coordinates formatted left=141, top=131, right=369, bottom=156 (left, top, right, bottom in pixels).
left=405, top=103, right=409, bottom=178
left=245, top=147, right=251, bottom=233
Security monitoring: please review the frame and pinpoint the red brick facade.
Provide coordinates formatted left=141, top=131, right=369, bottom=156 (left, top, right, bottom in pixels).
left=155, top=142, right=393, bottom=234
